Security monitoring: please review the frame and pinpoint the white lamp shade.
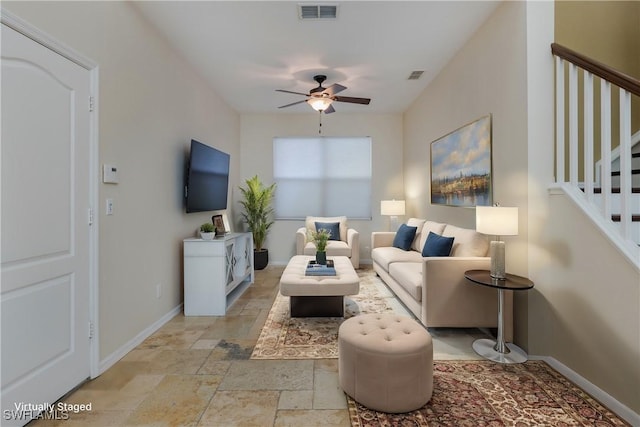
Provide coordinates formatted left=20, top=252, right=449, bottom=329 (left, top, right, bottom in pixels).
left=476, top=206, right=518, bottom=236
left=381, top=200, right=406, bottom=216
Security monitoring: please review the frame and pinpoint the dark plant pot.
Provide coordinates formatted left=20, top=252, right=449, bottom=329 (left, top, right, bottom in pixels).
left=254, top=249, right=269, bottom=270
left=315, top=251, right=327, bottom=265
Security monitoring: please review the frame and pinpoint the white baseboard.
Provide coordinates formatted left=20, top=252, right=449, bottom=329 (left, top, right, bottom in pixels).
left=530, top=355, right=639, bottom=425
left=98, top=304, right=183, bottom=375
left=268, top=261, right=289, bottom=266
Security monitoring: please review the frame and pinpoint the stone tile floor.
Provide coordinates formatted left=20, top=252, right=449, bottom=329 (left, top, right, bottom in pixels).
left=30, top=266, right=489, bottom=427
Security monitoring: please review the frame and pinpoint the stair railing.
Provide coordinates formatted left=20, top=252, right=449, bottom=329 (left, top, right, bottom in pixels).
left=551, top=43, right=639, bottom=251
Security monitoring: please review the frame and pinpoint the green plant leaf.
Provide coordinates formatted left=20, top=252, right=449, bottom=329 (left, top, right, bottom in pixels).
left=238, top=175, right=276, bottom=251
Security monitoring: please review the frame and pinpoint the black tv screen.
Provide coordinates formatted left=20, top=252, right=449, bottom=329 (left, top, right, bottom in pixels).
left=185, top=140, right=230, bottom=213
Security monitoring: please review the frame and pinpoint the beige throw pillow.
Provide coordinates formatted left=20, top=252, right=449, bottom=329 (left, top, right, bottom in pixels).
left=406, top=218, right=426, bottom=252
left=442, top=224, right=489, bottom=257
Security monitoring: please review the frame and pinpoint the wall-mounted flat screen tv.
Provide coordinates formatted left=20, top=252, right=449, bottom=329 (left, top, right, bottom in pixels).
left=185, top=139, right=230, bottom=213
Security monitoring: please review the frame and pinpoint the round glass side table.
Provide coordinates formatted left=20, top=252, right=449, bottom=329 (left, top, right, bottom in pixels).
left=464, top=269, right=534, bottom=364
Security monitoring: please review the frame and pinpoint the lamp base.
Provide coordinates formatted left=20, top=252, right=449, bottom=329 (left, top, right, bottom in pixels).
left=472, top=338, right=528, bottom=364
left=389, top=215, right=399, bottom=232
left=489, top=240, right=506, bottom=279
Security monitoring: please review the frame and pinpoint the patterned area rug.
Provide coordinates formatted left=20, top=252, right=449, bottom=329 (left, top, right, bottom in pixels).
left=347, top=360, right=629, bottom=426
left=251, top=269, right=410, bottom=359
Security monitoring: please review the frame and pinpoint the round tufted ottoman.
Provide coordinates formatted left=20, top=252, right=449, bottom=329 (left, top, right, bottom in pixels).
left=338, top=313, right=433, bottom=413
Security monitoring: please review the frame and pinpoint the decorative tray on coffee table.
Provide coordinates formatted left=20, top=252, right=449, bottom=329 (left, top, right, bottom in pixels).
left=305, top=259, right=336, bottom=276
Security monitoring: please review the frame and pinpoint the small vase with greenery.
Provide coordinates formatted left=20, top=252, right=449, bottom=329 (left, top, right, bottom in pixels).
left=239, top=175, right=276, bottom=270
left=309, top=228, right=331, bottom=264
left=199, top=222, right=215, bottom=240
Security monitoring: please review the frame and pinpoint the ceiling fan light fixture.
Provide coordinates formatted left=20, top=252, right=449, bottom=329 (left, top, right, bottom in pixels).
left=277, top=75, right=370, bottom=113
left=308, top=97, right=333, bottom=112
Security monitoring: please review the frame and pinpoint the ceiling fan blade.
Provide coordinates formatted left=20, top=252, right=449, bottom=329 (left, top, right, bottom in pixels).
left=323, top=104, right=336, bottom=114
left=276, top=89, right=310, bottom=96
left=333, top=95, right=371, bottom=105
left=323, top=83, right=347, bottom=96
left=278, top=99, right=309, bottom=109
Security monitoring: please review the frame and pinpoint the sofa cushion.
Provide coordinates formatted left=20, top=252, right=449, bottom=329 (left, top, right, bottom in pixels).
left=371, top=246, right=423, bottom=272
left=315, top=221, right=340, bottom=241
left=406, top=218, right=426, bottom=251
left=392, top=224, right=418, bottom=251
left=417, top=221, right=447, bottom=252
left=388, top=262, right=422, bottom=302
left=303, top=240, right=351, bottom=257
left=442, top=224, right=488, bottom=257
left=422, top=232, right=454, bottom=257
left=306, top=216, right=347, bottom=242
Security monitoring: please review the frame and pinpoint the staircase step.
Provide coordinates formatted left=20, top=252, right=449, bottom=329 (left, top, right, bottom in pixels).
left=611, top=214, right=640, bottom=222
left=593, top=187, right=640, bottom=194
left=611, top=169, right=640, bottom=176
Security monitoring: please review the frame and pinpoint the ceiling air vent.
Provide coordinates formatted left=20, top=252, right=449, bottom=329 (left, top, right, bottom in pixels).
left=299, top=4, right=338, bottom=20
left=408, top=71, right=425, bottom=80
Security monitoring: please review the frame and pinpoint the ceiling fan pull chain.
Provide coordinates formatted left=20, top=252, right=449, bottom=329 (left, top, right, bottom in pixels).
left=319, top=111, right=322, bottom=135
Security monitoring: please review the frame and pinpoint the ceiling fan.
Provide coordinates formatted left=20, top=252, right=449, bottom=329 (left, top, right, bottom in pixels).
left=276, top=75, right=371, bottom=114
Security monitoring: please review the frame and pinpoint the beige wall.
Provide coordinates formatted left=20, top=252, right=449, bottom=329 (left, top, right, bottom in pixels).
left=4, top=0, right=639, bottom=416
left=532, top=3, right=640, bottom=413
left=555, top=0, right=640, bottom=161
left=406, top=0, right=640, bottom=414
left=522, top=0, right=640, bottom=415
left=238, top=113, right=403, bottom=264
left=531, top=192, right=640, bottom=413
left=403, top=2, right=530, bottom=342
left=555, top=1, right=640, bottom=79
left=3, top=1, right=241, bottom=360
left=544, top=4, right=640, bottom=412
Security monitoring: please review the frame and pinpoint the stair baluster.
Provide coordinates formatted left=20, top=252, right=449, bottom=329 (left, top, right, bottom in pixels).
left=551, top=43, right=640, bottom=259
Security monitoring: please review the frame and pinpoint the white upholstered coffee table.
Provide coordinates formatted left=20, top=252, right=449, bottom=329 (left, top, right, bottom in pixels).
left=279, top=255, right=360, bottom=317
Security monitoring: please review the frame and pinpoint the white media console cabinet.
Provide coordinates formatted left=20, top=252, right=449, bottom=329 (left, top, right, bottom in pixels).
left=183, top=232, right=254, bottom=316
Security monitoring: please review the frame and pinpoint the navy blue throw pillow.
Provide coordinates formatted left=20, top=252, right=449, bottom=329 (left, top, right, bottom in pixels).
left=392, top=224, right=418, bottom=251
left=315, top=221, right=340, bottom=241
left=422, top=231, right=454, bottom=257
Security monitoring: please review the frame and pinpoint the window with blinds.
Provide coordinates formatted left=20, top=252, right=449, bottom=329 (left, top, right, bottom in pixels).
left=273, top=136, right=372, bottom=220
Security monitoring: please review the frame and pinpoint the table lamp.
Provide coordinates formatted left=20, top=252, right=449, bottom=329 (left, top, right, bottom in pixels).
left=381, top=200, right=405, bottom=231
left=475, top=206, right=518, bottom=279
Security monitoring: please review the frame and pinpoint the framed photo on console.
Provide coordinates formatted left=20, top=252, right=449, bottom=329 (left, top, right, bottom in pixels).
left=212, top=214, right=226, bottom=236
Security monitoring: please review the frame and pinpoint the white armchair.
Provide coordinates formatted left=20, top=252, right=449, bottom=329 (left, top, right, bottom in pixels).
left=296, top=216, right=360, bottom=268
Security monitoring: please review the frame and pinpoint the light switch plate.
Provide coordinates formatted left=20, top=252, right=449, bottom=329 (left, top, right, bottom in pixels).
left=103, top=164, right=119, bottom=184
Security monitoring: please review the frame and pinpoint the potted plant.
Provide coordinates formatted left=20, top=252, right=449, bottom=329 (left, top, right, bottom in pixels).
left=199, top=222, right=215, bottom=240
left=239, top=175, right=276, bottom=270
left=309, top=228, right=331, bottom=265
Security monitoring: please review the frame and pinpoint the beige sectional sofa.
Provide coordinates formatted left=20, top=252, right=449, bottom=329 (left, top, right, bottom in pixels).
left=371, top=219, right=513, bottom=341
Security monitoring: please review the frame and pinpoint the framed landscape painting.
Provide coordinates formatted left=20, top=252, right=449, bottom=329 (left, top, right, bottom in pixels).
left=430, top=115, right=492, bottom=207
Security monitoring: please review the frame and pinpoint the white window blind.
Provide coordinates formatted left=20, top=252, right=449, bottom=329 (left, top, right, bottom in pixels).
left=273, top=136, right=372, bottom=219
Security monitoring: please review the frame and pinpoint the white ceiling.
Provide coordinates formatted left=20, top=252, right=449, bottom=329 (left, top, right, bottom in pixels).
left=133, top=1, right=500, bottom=114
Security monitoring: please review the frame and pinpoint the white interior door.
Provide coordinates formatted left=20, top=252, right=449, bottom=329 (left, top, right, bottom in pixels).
left=1, top=23, right=92, bottom=425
